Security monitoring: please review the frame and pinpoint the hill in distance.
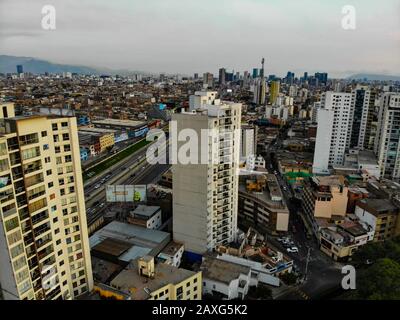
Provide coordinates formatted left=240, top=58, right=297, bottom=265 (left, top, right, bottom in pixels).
left=347, top=73, right=400, bottom=82
left=0, top=55, right=146, bottom=76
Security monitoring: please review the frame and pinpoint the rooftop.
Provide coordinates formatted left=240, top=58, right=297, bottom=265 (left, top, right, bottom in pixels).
left=110, top=260, right=198, bottom=300
left=92, top=118, right=146, bottom=128
left=131, top=205, right=161, bottom=218
left=200, top=256, right=250, bottom=285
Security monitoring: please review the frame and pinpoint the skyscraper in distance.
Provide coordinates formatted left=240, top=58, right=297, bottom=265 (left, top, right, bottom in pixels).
left=253, top=58, right=266, bottom=105
left=269, top=81, right=280, bottom=105
left=252, top=68, right=259, bottom=79
left=218, top=68, right=226, bottom=85
left=16, top=65, right=23, bottom=74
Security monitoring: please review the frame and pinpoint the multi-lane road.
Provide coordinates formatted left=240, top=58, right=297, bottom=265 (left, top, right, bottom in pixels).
left=84, top=139, right=171, bottom=226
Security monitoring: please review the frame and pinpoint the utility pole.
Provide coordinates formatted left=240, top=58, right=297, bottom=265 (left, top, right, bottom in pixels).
left=304, top=246, right=311, bottom=282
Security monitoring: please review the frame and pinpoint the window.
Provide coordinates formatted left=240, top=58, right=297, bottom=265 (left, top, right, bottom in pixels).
left=5, top=217, right=19, bottom=232
left=46, top=169, right=52, bottom=176
left=53, top=217, right=58, bottom=223
left=53, top=135, right=59, bottom=143
left=55, top=228, right=60, bottom=234
left=62, top=133, right=70, bottom=141
left=43, top=144, right=49, bottom=150
left=41, top=131, right=47, bottom=137
left=48, top=182, right=54, bottom=188
left=45, top=157, right=51, bottom=163
left=56, top=239, right=61, bottom=245
left=52, top=123, right=58, bottom=131
left=61, top=122, right=68, bottom=128
left=55, top=146, right=61, bottom=154
left=64, top=145, right=71, bottom=152
left=59, top=260, right=64, bottom=266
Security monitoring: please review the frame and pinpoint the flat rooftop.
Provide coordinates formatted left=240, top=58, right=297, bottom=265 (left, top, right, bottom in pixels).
left=110, top=260, right=198, bottom=300
left=200, top=256, right=250, bottom=285
left=92, top=119, right=146, bottom=128
left=357, top=198, right=398, bottom=214
left=89, top=221, right=170, bottom=255
left=131, top=205, right=161, bottom=218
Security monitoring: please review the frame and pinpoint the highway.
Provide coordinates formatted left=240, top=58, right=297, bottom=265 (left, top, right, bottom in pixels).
left=85, top=140, right=170, bottom=226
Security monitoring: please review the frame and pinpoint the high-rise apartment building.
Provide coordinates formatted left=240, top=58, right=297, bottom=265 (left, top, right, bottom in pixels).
left=374, top=93, right=400, bottom=180
left=253, top=59, right=266, bottom=106
left=0, top=103, right=93, bottom=300
left=312, top=92, right=353, bottom=174
left=349, top=85, right=377, bottom=150
left=269, top=81, right=280, bottom=105
left=218, top=68, right=226, bottom=86
left=172, top=92, right=241, bottom=254
left=240, top=125, right=257, bottom=160
left=203, top=72, right=214, bottom=88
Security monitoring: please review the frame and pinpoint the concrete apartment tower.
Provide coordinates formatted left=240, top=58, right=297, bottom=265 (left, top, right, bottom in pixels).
left=374, top=93, right=400, bottom=180
left=172, top=92, right=242, bottom=255
left=312, top=92, right=353, bottom=174
left=0, top=103, right=93, bottom=300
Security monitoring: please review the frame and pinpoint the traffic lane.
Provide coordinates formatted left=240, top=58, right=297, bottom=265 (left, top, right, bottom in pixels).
left=84, top=148, right=148, bottom=194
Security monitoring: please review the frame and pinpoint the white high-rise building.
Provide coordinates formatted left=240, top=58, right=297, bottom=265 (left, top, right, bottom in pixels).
left=312, top=92, right=353, bottom=174
left=189, top=91, right=218, bottom=111
left=0, top=103, right=93, bottom=300
left=240, top=125, right=257, bottom=160
left=374, top=93, right=400, bottom=180
left=172, top=94, right=241, bottom=254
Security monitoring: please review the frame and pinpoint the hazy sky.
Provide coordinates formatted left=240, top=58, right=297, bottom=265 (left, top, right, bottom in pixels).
left=0, top=0, right=399, bottom=77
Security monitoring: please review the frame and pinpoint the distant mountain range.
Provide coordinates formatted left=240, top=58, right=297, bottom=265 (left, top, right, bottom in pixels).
left=1, top=55, right=400, bottom=81
left=0, top=55, right=147, bottom=76
left=347, top=73, right=400, bottom=82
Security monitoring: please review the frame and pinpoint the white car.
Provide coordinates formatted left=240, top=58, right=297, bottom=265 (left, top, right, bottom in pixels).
left=94, top=184, right=101, bottom=189
left=287, top=247, right=299, bottom=253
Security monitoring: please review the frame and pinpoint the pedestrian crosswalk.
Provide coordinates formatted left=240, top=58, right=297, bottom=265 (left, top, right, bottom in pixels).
left=294, top=288, right=310, bottom=300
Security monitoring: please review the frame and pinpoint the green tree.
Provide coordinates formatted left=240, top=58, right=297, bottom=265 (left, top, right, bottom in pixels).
left=356, top=258, right=400, bottom=300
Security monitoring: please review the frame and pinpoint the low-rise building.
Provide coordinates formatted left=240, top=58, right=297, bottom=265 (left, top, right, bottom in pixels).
left=238, top=174, right=289, bottom=233
left=127, top=205, right=162, bottom=230
left=201, top=256, right=252, bottom=300
left=302, top=176, right=348, bottom=236
left=110, top=256, right=202, bottom=300
left=319, top=219, right=372, bottom=261
left=355, top=198, right=400, bottom=242
left=156, top=241, right=184, bottom=267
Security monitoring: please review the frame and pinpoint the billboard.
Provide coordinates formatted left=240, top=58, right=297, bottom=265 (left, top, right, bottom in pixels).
left=106, top=185, right=147, bottom=202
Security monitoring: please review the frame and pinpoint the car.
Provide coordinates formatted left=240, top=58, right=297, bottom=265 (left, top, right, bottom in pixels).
left=99, top=202, right=105, bottom=208
left=277, top=237, right=285, bottom=242
left=283, top=186, right=287, bottom=191
left=94, top=184, right=101, bottom=189
left=287, top=247, right=299, bottom=253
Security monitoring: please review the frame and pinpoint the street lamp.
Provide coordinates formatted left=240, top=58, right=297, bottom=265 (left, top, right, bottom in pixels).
left=303, top=246, right=312, bottom=282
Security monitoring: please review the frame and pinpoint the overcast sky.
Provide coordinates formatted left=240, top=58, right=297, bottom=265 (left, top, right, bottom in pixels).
left=0, top=0, right=399, bottom=77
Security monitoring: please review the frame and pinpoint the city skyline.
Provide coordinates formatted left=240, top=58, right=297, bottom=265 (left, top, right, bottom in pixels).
left=1, top=0, right=399, bottom=77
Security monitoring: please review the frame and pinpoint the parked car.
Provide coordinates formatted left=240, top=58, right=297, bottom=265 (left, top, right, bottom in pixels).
left=287, top=247, right=299, bottom=253
left=94, top=184, right=101, bottom=189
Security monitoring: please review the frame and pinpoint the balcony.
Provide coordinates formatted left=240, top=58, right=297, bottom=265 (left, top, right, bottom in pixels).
left=33, top=222, right=51, bottom=238
left=45, top=286, right=62, bottom=300
left=38, top=246, right=54, bottom=262
left=12, top=167, right=23, bottom=180
left=31, top=210, right=49, bottom=226
left=19, top=208, right=29, bottom=222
